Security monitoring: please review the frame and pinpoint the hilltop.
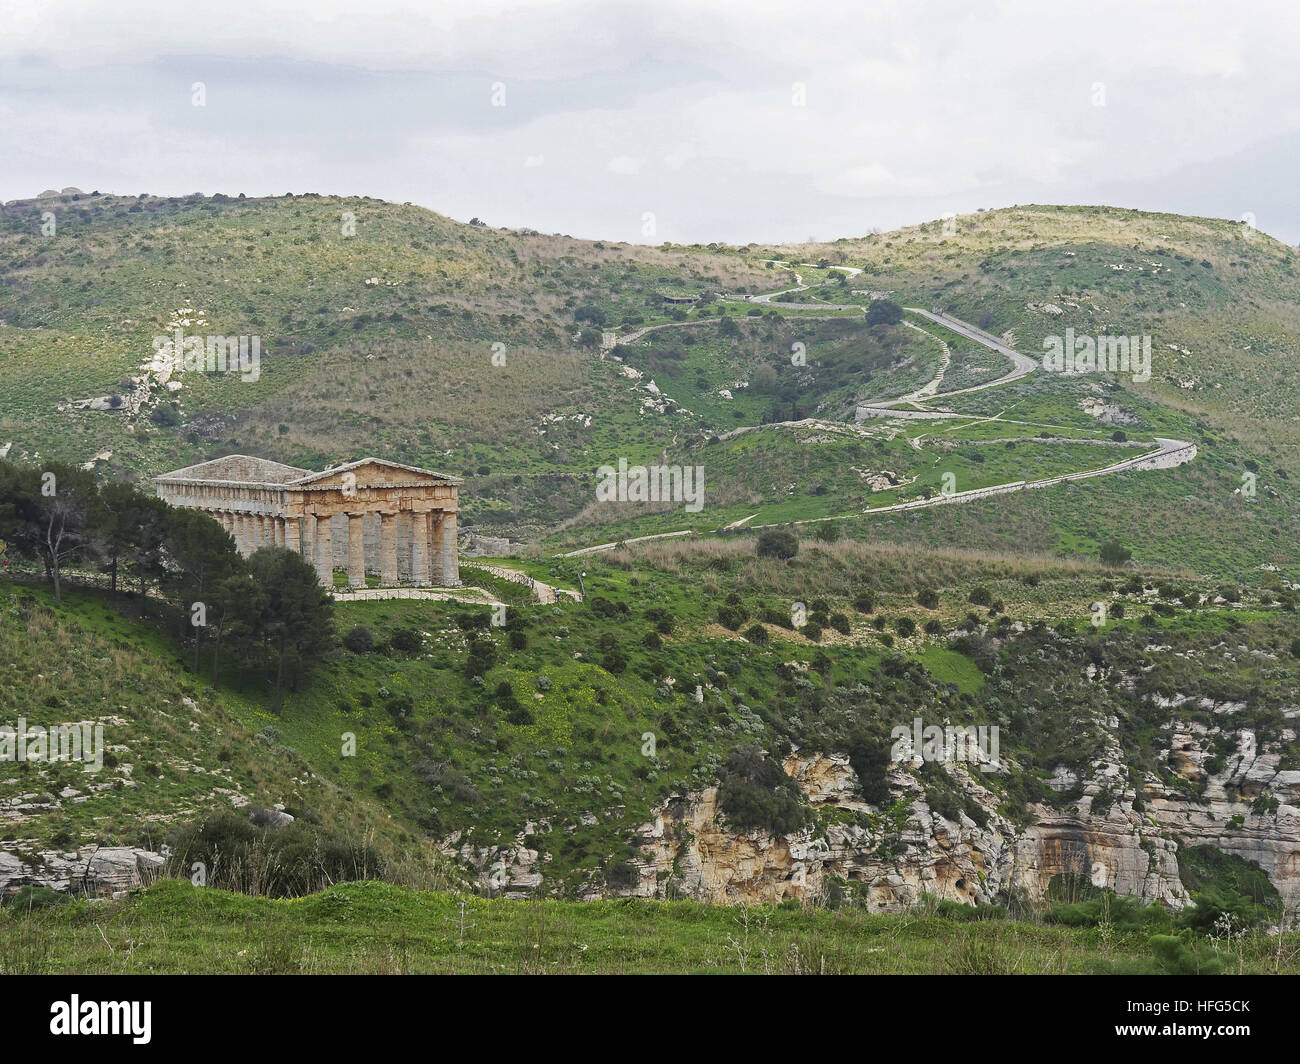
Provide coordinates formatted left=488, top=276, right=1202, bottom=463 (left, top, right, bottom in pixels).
left=1, top=194, right=1297, bottom=577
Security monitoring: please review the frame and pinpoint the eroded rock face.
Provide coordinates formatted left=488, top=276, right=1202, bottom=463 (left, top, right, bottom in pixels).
left=447, top=709, right=1298, bottom=915
left=0, top=846, right=165, bottom=899
left=611, top=754, right=1188, bottom=911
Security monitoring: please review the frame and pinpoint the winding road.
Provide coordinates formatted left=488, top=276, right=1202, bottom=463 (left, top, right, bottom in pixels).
left=558, top=291, right=1196, bottom=558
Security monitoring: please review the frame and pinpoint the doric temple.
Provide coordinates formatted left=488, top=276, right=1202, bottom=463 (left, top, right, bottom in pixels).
left=153, top=455, right=461, bottom=589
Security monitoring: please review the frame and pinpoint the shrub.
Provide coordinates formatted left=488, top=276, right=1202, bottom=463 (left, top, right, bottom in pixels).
left=717, top=744, right=812, bottom=836
left=605, top=860, right=640, bottom=888
left=917, top=589, right=939, bottom=609
left=812, top=521, right=841, bottom=543
left=756, top=529, right=799, bottom=560
left=866, top=298, right=903, bottom=326
left=1177, top=887, right=1270, bottom=933
left=1099, top=540, right=1132, bottom=566
left=717, top=604, right=748, bottom=630
left=1149, top=932, right=1224, bottom=975
left=165, top=811, right=387, bottom=897
left=853, top=590, right=876, bottom=614
left=388, top=627, right=422, bottom=654
left=933, top=898, right=1007, bottom=922
left=894, top=617, right=916, bottom=637
left=2, top=885, right=69, bottom=911
left=1044, top=892, right=1170, bottom=931
left=744, top=624, right=770, bottom=644
left=343, top=625, right=375, bottom=654
left=846, top=735, right=891, bottom=804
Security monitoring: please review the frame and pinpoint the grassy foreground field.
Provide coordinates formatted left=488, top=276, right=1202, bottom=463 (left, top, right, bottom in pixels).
left=5, top=879, right=1300, bottom=975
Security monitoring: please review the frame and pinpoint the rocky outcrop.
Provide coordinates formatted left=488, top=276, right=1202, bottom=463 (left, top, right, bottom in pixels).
left=613, top=754, right=1186, bottom=911
left=447, top=696, right=1299, bottom=917
left=0, top=846, right=165, bottom=899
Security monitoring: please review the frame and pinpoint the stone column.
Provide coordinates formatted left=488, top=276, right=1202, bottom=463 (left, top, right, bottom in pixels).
left=441, top=511, right=459, bottom=586
left=395, top=512, right=410, bottom=584
left=411, top=511, right=431, bottom=586
left=254, top=515, right=267, bottom=550
left=313, top=513, right=333, bottom=587
left=234, top=514, right=248, bottom=555
left=284, top=516, right=301, bottom=556
left=347, top=513, right=366, bottom=589
left=379, top=512, right=399, bottom=586
left=430, top=513, right=445, bottom=585
left=301, top=514, right=315, bottom=567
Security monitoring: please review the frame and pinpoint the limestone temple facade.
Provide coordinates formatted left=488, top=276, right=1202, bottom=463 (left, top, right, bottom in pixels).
left=153, top=455, right=461, bottom=589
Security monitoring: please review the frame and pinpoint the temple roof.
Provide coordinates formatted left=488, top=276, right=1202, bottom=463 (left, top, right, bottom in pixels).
left=154, top=455, right=462, bottom=488
left=153, top=455, right=312, bottom=486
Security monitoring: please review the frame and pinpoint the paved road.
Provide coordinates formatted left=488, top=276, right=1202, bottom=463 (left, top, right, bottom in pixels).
left=558, top=304, right=1197, bottom=557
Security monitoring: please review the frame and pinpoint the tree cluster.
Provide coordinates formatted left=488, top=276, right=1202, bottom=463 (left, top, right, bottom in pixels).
left=0, top=460, right=333, bottom=713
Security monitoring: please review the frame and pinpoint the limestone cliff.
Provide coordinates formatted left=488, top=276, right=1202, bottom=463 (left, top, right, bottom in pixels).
left=450, top=694, right=1299, bottom=916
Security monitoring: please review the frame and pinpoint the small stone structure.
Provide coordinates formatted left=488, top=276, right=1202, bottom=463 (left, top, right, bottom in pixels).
left=154, top=455, right=461, bottom=588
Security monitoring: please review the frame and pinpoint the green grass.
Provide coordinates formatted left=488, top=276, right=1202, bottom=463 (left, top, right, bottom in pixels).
left=7, top=877, right=1298, bottom=974
left=912, top=646, right=985, bottom=694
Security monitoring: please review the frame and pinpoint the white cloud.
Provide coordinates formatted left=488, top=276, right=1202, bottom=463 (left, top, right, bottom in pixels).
left=606, top=155, right=644, bottom=176
left=4, top=0, right=1300, bottom=242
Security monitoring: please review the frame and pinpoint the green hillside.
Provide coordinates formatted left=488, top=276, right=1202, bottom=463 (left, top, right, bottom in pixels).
left=3, top=195, right=1298, bottom=576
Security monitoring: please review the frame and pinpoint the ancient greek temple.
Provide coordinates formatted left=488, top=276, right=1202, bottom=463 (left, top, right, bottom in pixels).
left=153, top=455, right=461, bottom=588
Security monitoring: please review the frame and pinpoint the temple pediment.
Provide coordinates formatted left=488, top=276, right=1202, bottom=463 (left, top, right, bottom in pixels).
left=294, top=458, right=461, bottom=490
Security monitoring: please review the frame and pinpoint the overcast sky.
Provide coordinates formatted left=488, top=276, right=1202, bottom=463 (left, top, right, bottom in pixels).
left=4, top=0, right=1300, bottom=245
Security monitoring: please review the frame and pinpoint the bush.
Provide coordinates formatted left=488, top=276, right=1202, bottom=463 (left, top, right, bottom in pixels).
left=464, top=637, right=498, bottom=678
left=1044, top=892, right=1171, bottom=931
left=866, top=299, right=903, bottom=326
left=343, top=625, right=375, bottom=654
left=933, top=898, right=1007, bottom=922
left=388, top=627, right=422, bottom=654
left=717, top=604, right=748, bottom=630
left=605, top=860, right=640, bottom=888
left=1100, top=540, right=1132, bottom=566
left=853, top=590, right=876, bottom=614
left=917, top=589, right=939, bottom=609
left=1177, top=887, right=1270, bottom=933
left=717, top=744, right=812, bottom=836
left=165, top=811, right=387, bottom=897
left=2, top=885, right=69, bottom=910
left=744, top=624, right=770, bottom=644
left=812, top=521, right=841, bottom=543
left=894, top=617, right=916, bottom=637
left=1149, top=932, right=1224, bottom=975
left=756, top=529, right=799, bottom=560
left=846, top=735, right=891, bottom=804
